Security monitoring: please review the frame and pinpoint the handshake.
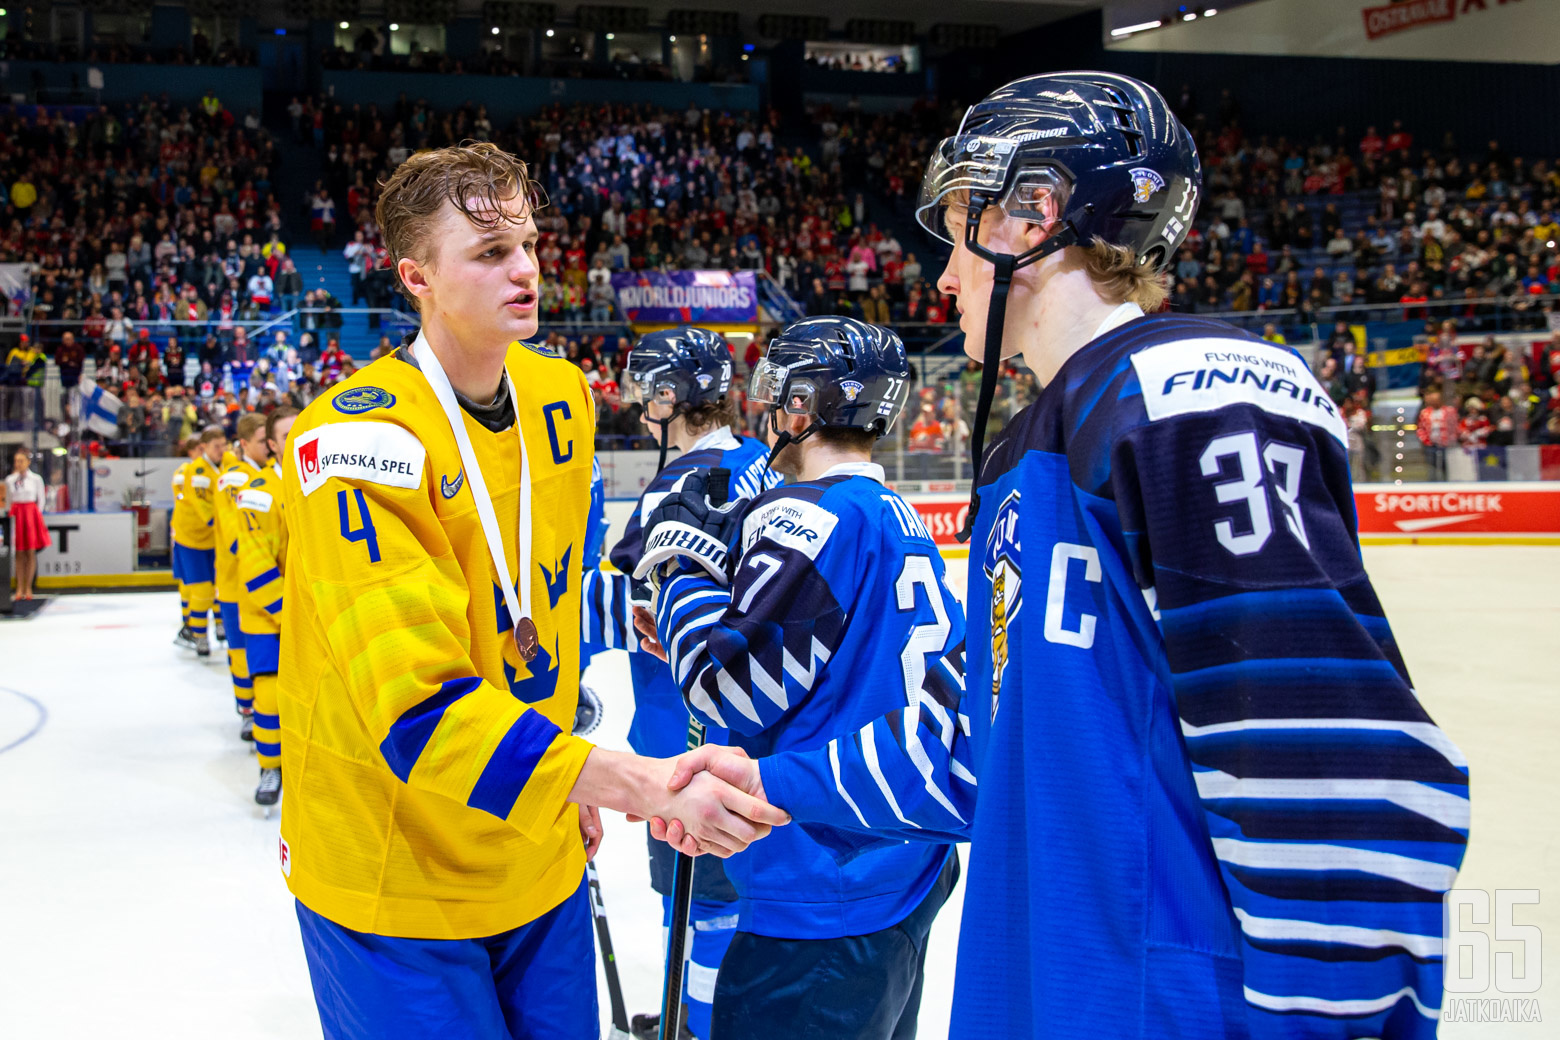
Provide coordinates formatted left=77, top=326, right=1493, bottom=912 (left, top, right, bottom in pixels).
left=623, top=602, right=775, bottom=857
left=639, top=744, right=779, bottom=858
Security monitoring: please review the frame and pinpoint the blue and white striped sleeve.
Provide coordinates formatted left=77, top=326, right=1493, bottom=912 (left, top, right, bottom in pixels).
left=1114, top=404, right=1469, bottom=1038
left=759, top=635, right=976, bottom=847
left=653, top=533, right=848, bottom=737
left=580, top=566, right=645, bottom=655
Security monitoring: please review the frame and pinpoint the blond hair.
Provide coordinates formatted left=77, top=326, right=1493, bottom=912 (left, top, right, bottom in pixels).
left=235, top=412, right=267, bottom=443
left=1080, top=239, right=1170, bottom=312
left=375, top=141, right=547, bottom=311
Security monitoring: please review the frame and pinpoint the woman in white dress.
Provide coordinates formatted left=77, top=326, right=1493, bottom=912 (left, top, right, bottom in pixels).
left=5, top=449, right=50, bottom=600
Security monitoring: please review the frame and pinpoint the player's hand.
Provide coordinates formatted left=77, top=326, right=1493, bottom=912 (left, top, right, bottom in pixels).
left=579, top=803, right=603, bottom=861
left=632, top=605, right=668, bottom=661
left=641, top=756, right=789, bottom=859
left=651, top=746, right=768, bottom=849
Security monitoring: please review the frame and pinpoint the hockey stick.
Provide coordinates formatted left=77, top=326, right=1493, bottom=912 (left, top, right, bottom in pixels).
left=658, top=467, right=728, bottom=1040
left=575, top=684, right=631, bottom=1039
left=588, top=859, right=634, bottom=1040
left=659, top=711, right=706, bottom=1040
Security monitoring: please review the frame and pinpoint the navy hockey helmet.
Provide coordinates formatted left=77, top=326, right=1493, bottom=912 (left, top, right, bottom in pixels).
left=917, top=71, right=1201, bottom=275
left=749, top=316, right=910, bottom=457
left=623, top=325, right=734, bottom=470
left=916, top=72, right=1201, bottom=539
left=623, top=326, right=734, bottom=412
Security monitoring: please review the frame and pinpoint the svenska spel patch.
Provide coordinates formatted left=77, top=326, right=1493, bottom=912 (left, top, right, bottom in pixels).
left=294, top=421, right=426, bottom=497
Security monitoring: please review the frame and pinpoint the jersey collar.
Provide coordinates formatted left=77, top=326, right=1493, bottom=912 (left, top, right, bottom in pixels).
left=818, top=461, right=885, bottom=484
left=688, top=426, right=741, bottom=453
left=1093, top=302, right=1144, bottom=341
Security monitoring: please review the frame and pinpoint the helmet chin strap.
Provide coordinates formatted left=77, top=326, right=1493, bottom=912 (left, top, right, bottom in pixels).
left=764, top=410, right=821, bottom=471
left=957, top=195, right=1077, bottom=543
left=651, top=413, right=674, bottom=473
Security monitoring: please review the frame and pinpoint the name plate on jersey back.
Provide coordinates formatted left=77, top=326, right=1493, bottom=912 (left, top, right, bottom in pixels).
left=1131, top=338, right=1347, bottom=446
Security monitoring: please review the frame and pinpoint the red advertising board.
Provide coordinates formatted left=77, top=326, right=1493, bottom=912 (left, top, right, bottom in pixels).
left=911, top=497, right=970, bottom=546
left=1362, top=0, right=1455, bottom=40
left=1353, top=483, right=1560, bottom=537
left=908, top=483, right=1560, bottom=548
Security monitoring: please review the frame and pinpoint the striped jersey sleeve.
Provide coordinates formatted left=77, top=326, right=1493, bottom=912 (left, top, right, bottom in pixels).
left=652, top=501, right=849, bottom=736
left=1112, top=402, right=1469, bottom=1036
left=580, top=567, right=646, bottom=654
left=759, top=635, right=976, bottom=846
left=235, top=479, right=285, bottom=620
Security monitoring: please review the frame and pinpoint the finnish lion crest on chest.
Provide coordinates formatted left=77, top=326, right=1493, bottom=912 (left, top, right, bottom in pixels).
left=982, top=490, right=1023, bottom=723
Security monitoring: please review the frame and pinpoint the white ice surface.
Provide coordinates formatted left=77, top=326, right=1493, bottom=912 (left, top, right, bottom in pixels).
left=0, top=546, right=1553, bottom=1038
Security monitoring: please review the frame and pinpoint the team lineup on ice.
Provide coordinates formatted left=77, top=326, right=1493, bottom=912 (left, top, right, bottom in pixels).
left=5, top=70, right=1550, bottom=1040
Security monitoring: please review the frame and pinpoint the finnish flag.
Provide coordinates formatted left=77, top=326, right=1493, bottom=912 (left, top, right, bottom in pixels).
left=79, top=378, right=122, bottom=436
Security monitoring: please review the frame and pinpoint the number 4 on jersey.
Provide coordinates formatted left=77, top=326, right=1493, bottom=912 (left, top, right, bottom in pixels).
left=337, top=488, right=382, bottom=563
left=1199, top=431, right=1310, bottom=556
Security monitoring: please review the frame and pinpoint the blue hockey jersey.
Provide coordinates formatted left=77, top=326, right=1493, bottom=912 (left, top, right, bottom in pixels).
left=760, top=310, right=1468, bottom=1037
left=655, top=462, right=963, bottom=940
left=583, top=456, right=609, bottom=574
left=580, top=427, right=778, bottom=757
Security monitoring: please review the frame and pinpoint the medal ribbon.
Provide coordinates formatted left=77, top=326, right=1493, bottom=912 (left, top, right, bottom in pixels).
left=413, top=331, right=536, bottom=659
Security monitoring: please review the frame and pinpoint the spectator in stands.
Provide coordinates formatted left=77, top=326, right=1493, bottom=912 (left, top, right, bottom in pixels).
left=1458, top=398, right=1492, bottom=451
left=310, top=185, right=337, bottom=251
left=55, top=330, right=84, bottom=404
left=907, top=401, right=946, bottom=453
left=164, top=338, right=187, bottom=389
left=1416, top=388, right=1460, bottom=480
left=344, top=230, right=372, bottom=305
left=1344, top=354, right=1377, bottom=404
left=275, top=257, right=303, bottom=313
left=588, top=276, right=616, bottom=324
left=246, top=268, right=274, bottom=311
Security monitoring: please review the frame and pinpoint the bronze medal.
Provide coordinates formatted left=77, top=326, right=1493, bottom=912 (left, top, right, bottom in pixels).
left=514, top=617, right=539, bottom=662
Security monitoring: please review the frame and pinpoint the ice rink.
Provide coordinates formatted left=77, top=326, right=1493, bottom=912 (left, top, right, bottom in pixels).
left=1, top=545, right=1554, bottom=1039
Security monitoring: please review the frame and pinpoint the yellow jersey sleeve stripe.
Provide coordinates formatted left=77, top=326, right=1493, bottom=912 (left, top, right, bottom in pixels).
left=380, top=678, right=581, bottom=823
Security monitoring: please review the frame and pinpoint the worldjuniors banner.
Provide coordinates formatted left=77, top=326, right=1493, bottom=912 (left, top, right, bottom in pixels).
left=901, top=484, right=1560, bottom=547
left=610, top=269, right=758, bottom=324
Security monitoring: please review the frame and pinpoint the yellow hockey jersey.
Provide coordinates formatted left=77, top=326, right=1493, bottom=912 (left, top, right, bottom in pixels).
left=172, top=455, right=218, bottom=550
left=214, top=453, right=260, bottom=602
left=278, top=343, right=598, bottom=939
left=235, top=460, right=285, bottom=635
left=170, top=461, right=188, bottom=542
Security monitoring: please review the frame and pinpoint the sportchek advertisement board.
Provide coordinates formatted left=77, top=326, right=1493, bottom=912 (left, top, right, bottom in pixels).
left=902, top=483, right=1560, bottom=547
left=610, top=269, right=758, bottom=324
left=1353, top=483, right=1560, bottom=538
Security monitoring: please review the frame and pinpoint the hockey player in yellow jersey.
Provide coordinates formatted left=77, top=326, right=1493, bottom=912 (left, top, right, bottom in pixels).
left=214, top=413, right=269, bottom=741
left=170, top=438, right=195, bottom=643
left=214, top=444, right=239, bottom=646
left=236, top=406, right=296, bottom=807
left=169, top=436, right=191, bottom=642
left=278, top=142, right=789, bottom=1040
left=171, top=426, right=226, bottom=657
